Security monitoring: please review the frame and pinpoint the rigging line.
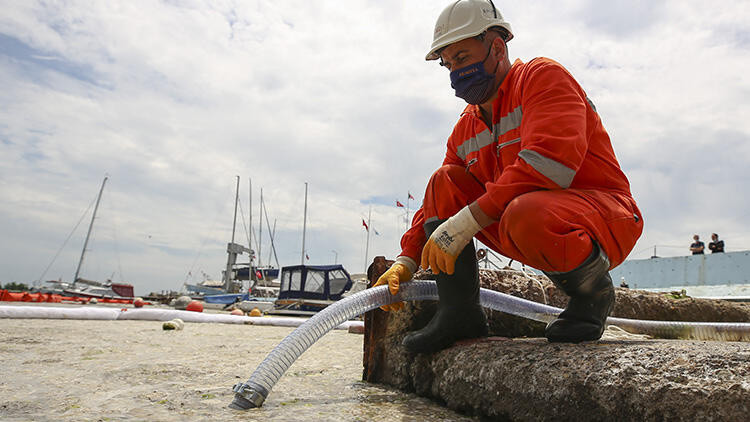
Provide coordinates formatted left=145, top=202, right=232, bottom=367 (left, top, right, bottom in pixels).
left=238, top=197, right=262, bottom=257
left=262, top=196, right=281, bottom=268
left=237, top=197, right=246, bottom=240
left=237, top=198, right=250, bottom=251
left=253, top=197, right=261, bottom=254
left=631, top=245, right=656, bottom=256
left=35, top=193, right=98, bottom=284
left=183, top=184, right=233, bottom=284
left=237, top=197, right=253, bottom=252
left=267, top=219, right=277, bottom=267
left=240, top=194, right=262, bottom=253
left=104, top=186, right=125, bottom=283
left=632, top=244, right=689, bottom=257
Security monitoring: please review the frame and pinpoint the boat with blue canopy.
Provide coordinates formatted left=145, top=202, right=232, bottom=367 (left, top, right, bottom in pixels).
left=268, top=264, right=353, bottom=316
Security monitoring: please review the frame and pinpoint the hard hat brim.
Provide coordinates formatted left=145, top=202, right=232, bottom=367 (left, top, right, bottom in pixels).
left=425, top=25, right=513, bottom=61
left=425, top=28, right=487, bottom=61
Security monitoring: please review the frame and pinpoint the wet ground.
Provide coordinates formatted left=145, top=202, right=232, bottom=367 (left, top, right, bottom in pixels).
left=0, top=316, right=476, bottom=421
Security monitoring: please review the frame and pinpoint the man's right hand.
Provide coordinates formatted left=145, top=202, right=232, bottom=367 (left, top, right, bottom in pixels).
left=372, top=257, right=416, bottom=312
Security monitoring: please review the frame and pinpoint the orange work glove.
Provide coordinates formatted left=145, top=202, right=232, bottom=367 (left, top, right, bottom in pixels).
left=372, top=256, right=417, bottom=312
left=421, top=206, right=482, bottom=275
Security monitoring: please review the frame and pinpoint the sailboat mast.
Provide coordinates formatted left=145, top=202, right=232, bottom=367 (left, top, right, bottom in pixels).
left=301, top=182, right=308, bottom=265
left=73, top=176, right=108, bottom=284
left=248, top=177, right=253, bottom=267
left=261, top=196, right=281, bottom=269
left=230, top=176, right=239, bottom=244
left=223, top=175, right=240, bottom=291
left=258, top=188, right=263, bottom=268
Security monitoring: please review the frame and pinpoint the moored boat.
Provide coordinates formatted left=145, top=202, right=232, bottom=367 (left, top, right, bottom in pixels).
left=268, top=264, right=354, bottom=316
left=63, top=278, right=134, bottom=300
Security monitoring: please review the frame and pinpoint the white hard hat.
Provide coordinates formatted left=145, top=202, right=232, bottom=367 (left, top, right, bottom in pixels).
left=426, top=0, right=513, bottom=61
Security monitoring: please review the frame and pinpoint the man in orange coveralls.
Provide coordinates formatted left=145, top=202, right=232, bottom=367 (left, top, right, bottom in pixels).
left=373, top=0, right=643, bottom=353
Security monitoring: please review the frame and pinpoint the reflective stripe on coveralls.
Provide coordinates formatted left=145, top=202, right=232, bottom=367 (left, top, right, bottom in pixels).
left=456, top=105, right=523, bottom=160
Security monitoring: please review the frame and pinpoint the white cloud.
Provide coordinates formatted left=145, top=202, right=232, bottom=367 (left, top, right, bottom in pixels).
left=1, top=0, right=749, bottom=294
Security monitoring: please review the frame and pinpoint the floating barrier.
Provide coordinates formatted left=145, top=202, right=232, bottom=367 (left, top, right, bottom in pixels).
left=0, top=290, right=137, bottom=305
left=0, top=290, right=62, bottom=303
left=0, top=305, right=363, bottom=330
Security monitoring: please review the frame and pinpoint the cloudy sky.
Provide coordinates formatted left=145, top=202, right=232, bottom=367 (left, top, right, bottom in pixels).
left=1, top=0, right=749, bottom=295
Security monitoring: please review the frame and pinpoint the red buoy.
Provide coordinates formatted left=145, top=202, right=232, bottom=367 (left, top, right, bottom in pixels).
left=186, top=300, right=204, bottom=312
left=133, top=298, right=145, bottom=308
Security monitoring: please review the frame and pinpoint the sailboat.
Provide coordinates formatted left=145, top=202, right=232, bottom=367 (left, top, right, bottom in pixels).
left=247, top=182, right=282, bottom=289
left=199, top=176, right=280, bottom=305
left=62, top=176, right=135, bottom=300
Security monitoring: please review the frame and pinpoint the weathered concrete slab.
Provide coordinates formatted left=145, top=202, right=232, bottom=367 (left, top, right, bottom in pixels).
left=363, top=258, right=750, bottom=421
left=397, top=337, right=749, bottom=421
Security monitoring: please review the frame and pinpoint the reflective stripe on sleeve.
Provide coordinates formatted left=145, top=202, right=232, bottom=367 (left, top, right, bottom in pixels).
left=518, top=149, right=576, bottom=188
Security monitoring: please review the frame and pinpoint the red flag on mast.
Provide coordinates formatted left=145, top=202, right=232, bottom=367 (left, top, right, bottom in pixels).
left=362, top=219, right=369, bottom=231
left=396, top=200, right=404, bottom=207
left=408, top=192, right=414, bottom=200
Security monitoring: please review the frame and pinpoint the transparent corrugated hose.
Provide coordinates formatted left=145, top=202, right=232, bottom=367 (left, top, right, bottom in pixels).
left=230, top=281, right=750, bottom=409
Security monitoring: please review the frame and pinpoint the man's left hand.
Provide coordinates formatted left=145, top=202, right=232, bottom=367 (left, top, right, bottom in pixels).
left=421, top=206, right=483, bottom=275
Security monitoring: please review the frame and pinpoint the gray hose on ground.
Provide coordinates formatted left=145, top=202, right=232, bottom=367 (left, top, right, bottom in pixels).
left=230, top=281, right=750, bottom=410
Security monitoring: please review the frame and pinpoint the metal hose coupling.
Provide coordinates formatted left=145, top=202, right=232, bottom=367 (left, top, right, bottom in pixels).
left=230, top=381, right=268, bottom=409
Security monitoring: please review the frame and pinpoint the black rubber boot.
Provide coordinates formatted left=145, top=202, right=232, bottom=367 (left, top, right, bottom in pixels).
left=402, top=220, right=488, bottom=354
left=544, top=242, right=614, bottom=343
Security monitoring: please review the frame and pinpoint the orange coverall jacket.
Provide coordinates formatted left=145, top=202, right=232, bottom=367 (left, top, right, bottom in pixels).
left=400, top=58, right=642, bottom=272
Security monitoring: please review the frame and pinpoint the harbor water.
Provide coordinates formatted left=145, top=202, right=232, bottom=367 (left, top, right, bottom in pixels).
left=0, top=317, right=476, bottom=421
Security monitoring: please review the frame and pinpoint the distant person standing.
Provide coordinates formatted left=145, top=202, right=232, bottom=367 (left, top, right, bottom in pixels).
left=690, top=235, right=705, bottom=255
left=708, top=233, right=725, bottom=253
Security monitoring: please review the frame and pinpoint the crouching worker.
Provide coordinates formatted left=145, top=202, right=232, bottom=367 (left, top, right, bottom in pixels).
left=373, top=0, right=643, bottom=353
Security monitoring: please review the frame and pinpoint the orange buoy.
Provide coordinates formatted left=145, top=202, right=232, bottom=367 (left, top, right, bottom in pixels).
left=230, top=309, right=244, bottom=316
left=186, top=300, right=204, bottom=312
left=133, top=297, right=145, bottom=308
left=249, top=308, right=262, bottom=317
